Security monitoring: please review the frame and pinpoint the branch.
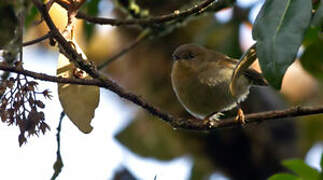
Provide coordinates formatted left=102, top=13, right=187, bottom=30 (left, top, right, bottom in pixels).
left=32, top=0, right=100, bottom=79
left=23, top=32, right=51, bottom=46
left=95, top=0, right=232, bottom=67
left=51, top=112, right=64, bottom=180
left=33, top=0, right=232, bottom=69
left=54, top=0, right=230, bottom=26
left=28, top=0, right=323, bottom=131
left=98, top=29, right=151, bottom=69
left=1, top=64, right=323, bottom=130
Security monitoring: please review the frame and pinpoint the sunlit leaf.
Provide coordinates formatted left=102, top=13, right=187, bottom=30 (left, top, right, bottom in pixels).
left=252, top=0, right=312, bottom=89
left=268, top=173, right=300, bottom=180
left=282, top=159, right=320, bottom=179
left=57, top=40, right=100, bottom=133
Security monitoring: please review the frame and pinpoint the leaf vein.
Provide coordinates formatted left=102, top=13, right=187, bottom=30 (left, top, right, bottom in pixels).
left=273, top=0, right=292, bottom=43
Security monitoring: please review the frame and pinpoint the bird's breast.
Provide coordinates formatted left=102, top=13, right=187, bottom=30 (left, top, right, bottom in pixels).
left=171, top=62, right=249, bottom=119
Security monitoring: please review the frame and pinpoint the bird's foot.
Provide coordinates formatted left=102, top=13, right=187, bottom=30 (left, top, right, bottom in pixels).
left=235, top=108, right=246, bottom=125
left=203, top=112, right=224, bottom=127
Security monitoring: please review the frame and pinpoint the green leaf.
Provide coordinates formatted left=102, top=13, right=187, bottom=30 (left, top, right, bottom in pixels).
left=303, top=26, right=321, bottom=47
left=312, top=0, right=323, bottom=27
left=82, top=0, right=101, bottom=41
left=83, top=22, right=95, bottom=41
left=86, top=0, right=101, bottom=15
left=268, top=173, right=300, bottom=180
left=252, top=0, right=312, bottom=89
left=300, top=40, right=323, bottom=81
left=282, top=159, right=320, bottom=179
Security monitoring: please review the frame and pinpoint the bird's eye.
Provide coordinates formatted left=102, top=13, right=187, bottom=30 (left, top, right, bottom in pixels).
left=184, top=52, right=195, bottom=60
left=173, top=54, right=180, bottom=60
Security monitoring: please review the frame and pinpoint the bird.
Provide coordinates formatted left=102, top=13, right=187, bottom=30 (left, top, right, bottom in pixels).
left=171, top=43, right=267, bottom=125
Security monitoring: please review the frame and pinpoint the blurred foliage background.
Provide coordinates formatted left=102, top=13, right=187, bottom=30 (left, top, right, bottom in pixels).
left=2, top=0, right=323, bottom=179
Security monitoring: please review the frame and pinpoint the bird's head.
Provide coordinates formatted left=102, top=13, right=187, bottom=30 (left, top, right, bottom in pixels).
left=172, top=43, right=206, bottom=62
left=172, top=43, right=210, bottom=72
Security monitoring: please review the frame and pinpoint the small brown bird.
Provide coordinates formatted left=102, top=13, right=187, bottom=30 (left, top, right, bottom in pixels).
left=171, top=43, right=267, bottom=124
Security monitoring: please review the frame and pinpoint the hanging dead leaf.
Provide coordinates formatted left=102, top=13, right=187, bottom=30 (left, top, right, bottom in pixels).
left=57, top=40, right=100, bottom=133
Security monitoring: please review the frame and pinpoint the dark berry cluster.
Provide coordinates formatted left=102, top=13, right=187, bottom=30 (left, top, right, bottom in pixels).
left=0, top=71, right=52, bottom=146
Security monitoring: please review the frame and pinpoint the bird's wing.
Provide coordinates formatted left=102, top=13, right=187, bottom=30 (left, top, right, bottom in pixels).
left=230, top=43, right=267, bottom=96
left=197, top=62, right=231, bottom=86
left=207, top=50, right=238, bottom=68
left=231, top=43, right=267, bottom=86
left=243, top=69, right=268, bottom=86
left=198, top=51, right=238, bottom=86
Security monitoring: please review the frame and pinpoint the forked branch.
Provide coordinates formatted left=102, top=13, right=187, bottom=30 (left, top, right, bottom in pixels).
left=1, top=64, right=322, bottom=130
left=6, top=0, right=316, bottom=131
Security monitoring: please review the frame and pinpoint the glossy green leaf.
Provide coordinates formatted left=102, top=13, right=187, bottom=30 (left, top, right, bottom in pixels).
left=282, top=159, right=320, bottom=179
left=300, top=40, right=323, bottom=81
left=268, top=173, right=300, bottom=180
left=252, top=0, right=312, bottom=89
left=312, top=0, right=323, bottom=27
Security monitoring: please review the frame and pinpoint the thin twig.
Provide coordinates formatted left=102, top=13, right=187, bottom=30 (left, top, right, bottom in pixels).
left=54, top=0, right=231, bottom=69
left=51, top=112, right=65, bottom=180
left=23, top=32, right=51, bottom=46
left=32, top=0, right=99, bottom=78
left=1, top=64, right=323, bottom=130
left=55, top=0, right=220, bottom=26
left=28, top=0, right=323, bottom=131
left=98, top=29, right=151, bottom=69
left=96, top=0, right=228, bottom=68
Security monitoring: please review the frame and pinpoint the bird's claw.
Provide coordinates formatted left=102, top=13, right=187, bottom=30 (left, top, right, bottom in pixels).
left=235, top=108, right=246, bottom=125
left=204, top=112, right=224, bottom=127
